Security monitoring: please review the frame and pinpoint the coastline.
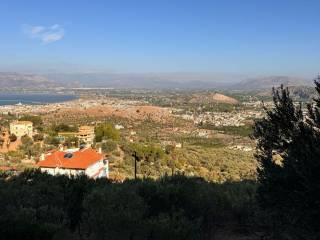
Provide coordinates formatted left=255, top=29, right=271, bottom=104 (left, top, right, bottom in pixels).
left=0, top=92, right=78, bottom=106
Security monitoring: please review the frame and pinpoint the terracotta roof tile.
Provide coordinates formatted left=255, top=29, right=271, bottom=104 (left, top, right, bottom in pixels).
left=37, top=148, right=103, bottom=170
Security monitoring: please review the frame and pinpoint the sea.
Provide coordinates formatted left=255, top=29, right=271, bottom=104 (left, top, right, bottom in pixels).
left=0, top=93, right=77, bottom=106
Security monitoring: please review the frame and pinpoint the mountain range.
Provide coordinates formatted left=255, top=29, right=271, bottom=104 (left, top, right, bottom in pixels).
left=0, top=72, right=315, bottom=91
left=231, top=76, right=314, bottom=91
left=0, top=72, right=60, bottom=89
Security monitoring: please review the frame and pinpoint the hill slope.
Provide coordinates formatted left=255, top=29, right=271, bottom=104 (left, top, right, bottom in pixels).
left=190, top=93, right=239, bottom=104
left=231, top=76, right=312, bottom=91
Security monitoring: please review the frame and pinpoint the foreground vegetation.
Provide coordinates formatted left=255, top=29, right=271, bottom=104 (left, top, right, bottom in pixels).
left=252, top=78, right=320, bottom=239
left=0, top=170, right=258, bottom=240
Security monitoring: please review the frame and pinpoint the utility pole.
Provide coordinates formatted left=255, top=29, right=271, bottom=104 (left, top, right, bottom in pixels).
left=132, top=151, right=139, bottom=179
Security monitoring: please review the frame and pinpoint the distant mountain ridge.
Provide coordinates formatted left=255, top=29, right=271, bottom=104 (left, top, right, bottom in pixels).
left=230, top=76, right=313, bottom=91
left=0, top=72, right=61, bottom=89
left=0, top=72, right=315, bottom=90
left=44, top=72, right=239, bottom=89
left=255, top=85, right=316, bottom=100
left=45, top=73, right=314, bottom=90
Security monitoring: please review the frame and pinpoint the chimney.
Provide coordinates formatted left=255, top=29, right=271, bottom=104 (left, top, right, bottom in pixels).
left=98, top=147, right=102, bottom=154
left=40, top=153, right=45, bottom=161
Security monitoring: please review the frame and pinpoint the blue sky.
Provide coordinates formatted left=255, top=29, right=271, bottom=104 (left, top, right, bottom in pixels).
left=0, top=0, right=319, bottom=76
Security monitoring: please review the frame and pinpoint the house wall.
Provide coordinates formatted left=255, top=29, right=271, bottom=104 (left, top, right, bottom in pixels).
left=10, top=123, right=33, bottom=138
left=40, top=167, right=56, bottom=175
left=40, top=167, right=84, bottom=177
left=85, top=159, right=109, bottom=178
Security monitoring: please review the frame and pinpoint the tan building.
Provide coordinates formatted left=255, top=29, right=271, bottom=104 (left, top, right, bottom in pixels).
left=77, top=125, right=95, bottom=145
left=9, top=121, right=33, bottom=138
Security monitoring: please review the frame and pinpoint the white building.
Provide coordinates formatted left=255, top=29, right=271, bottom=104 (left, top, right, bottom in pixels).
left=37, top=148, right=108, bottom=179
left=9, top=121, right=33, bottom=138
left=115, top=124, right=124, bottom=130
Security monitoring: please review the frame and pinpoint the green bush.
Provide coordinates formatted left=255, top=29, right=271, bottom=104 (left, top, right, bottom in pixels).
left=44, top=136, right=60, bottom=146
left=101, top=139, right=117, bottom=153
left=9, top=134, right=17, bottom=142
left=51, top=123, right=78, bottom=133
left=33, top=133, right=44, bottom=142
left=19, top=115, right=43, bottom=130
left=95, top=123, right=120, bottom=142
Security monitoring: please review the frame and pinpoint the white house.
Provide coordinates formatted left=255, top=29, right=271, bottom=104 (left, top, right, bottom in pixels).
left=115, top=124, right=124, bottom=130
left=10, top=121, right=33, bottom=138
left=37, top=148, right=108, bottom=179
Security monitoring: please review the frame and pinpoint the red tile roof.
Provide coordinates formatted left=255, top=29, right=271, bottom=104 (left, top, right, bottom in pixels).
left=37, top=148, right=103, bottom=170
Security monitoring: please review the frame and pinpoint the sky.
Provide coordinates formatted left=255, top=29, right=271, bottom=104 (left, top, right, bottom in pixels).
left=0, top=0, right=320, bottom=77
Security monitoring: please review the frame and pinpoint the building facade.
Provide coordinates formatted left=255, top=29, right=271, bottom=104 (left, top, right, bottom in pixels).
left=37, top=148, right=108, bottom=179
left=9, top=121, right=33, bottom=138
left=77, top=125, right=95, bottom=146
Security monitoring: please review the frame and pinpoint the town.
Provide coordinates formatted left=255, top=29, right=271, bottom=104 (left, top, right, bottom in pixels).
left=0, top=90, right=265, bottom=182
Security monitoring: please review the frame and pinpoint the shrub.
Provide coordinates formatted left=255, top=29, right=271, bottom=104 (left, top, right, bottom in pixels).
left=101, top=139, right=117, bottom=153
left=9, top=134, right=17, bottom=142
left=95, top=123, right=120, bottom=142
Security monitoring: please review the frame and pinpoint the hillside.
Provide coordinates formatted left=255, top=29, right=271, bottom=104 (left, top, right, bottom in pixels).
left=231, top=76, right=313, bottom=91
left=254, top=85, right=316, bottom=100
left=190, top=93, right=239, bottom=104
